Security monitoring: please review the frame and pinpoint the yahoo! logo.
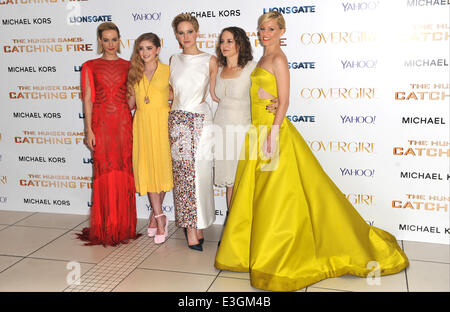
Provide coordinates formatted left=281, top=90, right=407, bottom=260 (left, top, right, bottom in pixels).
left=146, top=204, right=173, bottom=213
left=342, top=1, right=380, bottom=12
left=341, top=60, right=377, bottom=69
left=341, top=115, right=376, bottom=124
left=340, top=168, right=375, bottom=178
left=132, top=12, right=161, bottom=22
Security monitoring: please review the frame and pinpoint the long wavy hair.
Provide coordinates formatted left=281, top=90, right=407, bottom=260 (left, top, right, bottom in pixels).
left=216, top=27, right=253, bottom=68
left=127, top=32, right=161, bottom=97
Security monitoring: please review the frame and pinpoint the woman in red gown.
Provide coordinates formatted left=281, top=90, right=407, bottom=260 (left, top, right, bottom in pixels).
left=77, top=22, right=140, bottom=246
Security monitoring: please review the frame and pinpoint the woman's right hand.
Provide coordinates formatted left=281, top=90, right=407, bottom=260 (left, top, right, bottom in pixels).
left=85, top=129, right=96, bottom=151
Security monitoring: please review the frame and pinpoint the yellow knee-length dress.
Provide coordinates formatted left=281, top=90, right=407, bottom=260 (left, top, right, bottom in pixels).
left=214, top=67, right=409, bottom=291
left=133, top=62, right=173, bottom=194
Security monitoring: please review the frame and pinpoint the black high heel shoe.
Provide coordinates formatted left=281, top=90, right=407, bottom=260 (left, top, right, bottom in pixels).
left=183, top=228, right=203, bottom=251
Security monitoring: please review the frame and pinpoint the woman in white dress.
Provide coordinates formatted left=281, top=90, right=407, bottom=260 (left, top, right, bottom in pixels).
left=213, top=27, right=256, bottom=209
left=214, top=27, right=278, bottom=210
left=169, top=13, right=219, bottom=251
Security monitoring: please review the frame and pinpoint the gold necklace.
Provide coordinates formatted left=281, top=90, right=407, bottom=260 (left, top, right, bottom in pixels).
left=143, top=63, right=158, bottom=104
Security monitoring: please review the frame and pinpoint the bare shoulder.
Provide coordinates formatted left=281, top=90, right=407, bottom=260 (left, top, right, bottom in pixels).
left=273, top=52, right=288, bottom=68
left=209, top=55, right=218, bottom=70
left=209, top=54, right=218, bottom=64
left=257, top=55, right=275, bottom=74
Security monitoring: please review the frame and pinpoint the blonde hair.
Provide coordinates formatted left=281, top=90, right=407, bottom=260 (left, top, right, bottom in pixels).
left=171, top=13, right=199, bottom=34
left=257, top=11, right=286, bottom=30
left=97, top=22, right=121, bottom=54
left=127, top=33, right=161, bottom=97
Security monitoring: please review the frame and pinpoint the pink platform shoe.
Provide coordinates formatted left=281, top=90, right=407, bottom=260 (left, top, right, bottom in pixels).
left=147, top=215, right=157, bottom=237
left=154, top=214, right=169, bottom=244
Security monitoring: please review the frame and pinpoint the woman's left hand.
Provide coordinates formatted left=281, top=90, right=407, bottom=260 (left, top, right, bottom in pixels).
left=266, top=98, right=279, bottom=114
left=262, top=126, right=279, bottom=159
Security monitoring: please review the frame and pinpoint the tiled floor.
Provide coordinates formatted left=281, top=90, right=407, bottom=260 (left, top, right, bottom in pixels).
left=0, top=210, right=448, bottom=292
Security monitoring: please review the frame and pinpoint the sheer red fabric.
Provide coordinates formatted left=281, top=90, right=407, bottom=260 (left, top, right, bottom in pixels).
left=77, top=58, right=141, bottom=246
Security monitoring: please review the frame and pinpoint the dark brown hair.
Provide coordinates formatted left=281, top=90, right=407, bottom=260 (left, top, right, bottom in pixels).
left=216, top=27, right=253, bottom=68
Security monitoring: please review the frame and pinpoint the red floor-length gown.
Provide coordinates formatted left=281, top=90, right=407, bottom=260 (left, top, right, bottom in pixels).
left=77, top=58, right=140, bottom=246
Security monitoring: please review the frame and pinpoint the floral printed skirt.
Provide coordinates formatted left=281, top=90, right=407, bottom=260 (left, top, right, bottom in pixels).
left=168, top=110, right=215, bottom=229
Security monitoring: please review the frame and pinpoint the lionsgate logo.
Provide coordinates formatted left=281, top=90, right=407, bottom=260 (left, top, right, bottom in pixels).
left=132, top=12, right=161, bottom=22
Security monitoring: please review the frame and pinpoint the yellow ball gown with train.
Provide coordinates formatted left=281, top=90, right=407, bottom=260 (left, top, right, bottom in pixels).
left=214, top=67, right=409, bottom=291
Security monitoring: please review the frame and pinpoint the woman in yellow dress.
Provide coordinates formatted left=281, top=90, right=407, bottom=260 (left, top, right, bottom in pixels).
left=214, top=12, right=409, bottom=291
left=127, top=33, right=173, bottom=244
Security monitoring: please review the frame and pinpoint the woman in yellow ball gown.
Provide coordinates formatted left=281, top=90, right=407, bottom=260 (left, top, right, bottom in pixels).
left=214, top=12, right=409, bottom=292
left=127, top=33, right=173, bottom=245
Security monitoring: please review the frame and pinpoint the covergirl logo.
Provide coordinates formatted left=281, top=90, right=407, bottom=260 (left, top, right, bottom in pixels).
left=300, top=88, right=375, bottom=100
left=308, top=141, right=374, bottom=153
left=300, top=32, right=376, bottom=44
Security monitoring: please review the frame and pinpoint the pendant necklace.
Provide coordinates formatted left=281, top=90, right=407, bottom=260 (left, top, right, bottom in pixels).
left=143, top=63, right=158, bottom=104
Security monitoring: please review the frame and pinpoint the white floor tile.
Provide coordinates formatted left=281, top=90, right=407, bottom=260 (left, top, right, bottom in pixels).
left=208, top=277, right=263, bottom=292
left=407, top=260, right=450, bottom=292
left=0, top=258, right=94, bottom=291
left=171, top=224, right=224, bottom=242
left=113, top=268, right=215, bottom=292
left=311, top=270, right=408, bottom=292
left=29, top=231, right=116, bottom=264
left=0, top=210, right=35, bottom=225
left=0, top=226, right=67, bottom=256
left=138, top=239, right=219, bottom=276
left=0, top=255, right=23, bottom=272
left=15, top=212, right=88, bottom=229
left=403, top=240, right=450, bottom=263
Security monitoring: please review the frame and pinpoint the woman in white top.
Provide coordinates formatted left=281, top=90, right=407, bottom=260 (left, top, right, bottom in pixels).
left=213, top=27, right=256, bottom=209
left=214, top=27, right=277, bottom=210
left=169, top=13, right=219, bottom=251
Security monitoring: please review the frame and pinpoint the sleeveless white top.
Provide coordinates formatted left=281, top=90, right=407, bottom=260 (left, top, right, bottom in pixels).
left=169, top=52, right=212, bottom=117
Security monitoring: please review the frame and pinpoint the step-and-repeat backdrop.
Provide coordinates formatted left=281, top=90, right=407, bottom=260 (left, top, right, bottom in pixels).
left=0, top=0, right=448, bottom=244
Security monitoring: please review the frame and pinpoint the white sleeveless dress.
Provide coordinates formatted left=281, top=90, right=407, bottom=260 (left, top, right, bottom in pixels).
left=169, top=52, right=215, bottom=229
left=213, top=61, right=256, bottom=187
